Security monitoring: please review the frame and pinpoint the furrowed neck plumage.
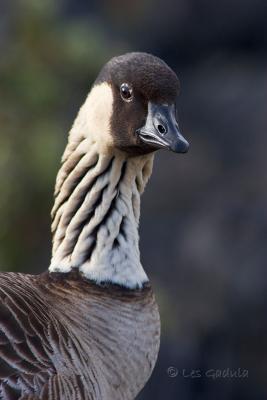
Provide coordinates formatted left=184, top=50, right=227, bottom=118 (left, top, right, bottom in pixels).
left=49, top=83, right=154, bottom=288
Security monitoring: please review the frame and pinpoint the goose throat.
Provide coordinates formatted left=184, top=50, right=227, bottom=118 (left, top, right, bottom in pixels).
left=49, top=137, right=154, bottom=288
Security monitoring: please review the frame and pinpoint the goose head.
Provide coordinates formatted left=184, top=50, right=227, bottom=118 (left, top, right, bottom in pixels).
left=81, top=52, right=189, bottom=156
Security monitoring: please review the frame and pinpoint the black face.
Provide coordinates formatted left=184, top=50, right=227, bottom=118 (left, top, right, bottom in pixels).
left=95, top=52, right=189, bottom=155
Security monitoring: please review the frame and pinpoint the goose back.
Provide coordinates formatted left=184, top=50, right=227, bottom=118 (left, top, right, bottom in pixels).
left=0, top=271, right=160, bottom=399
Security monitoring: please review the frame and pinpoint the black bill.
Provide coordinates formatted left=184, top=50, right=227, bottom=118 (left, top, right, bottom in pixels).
left=137, top=102, right=189, bottom=153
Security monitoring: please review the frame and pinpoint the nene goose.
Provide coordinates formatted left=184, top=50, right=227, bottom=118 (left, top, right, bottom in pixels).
left=0, top=52, right=189, bottom=400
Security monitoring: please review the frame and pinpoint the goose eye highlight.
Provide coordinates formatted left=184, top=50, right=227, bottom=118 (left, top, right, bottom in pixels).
left=120, top=83, right=133, bottom=102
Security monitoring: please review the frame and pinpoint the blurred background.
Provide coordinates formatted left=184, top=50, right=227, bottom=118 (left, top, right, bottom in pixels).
left=0, top=0, right=267, bottom=398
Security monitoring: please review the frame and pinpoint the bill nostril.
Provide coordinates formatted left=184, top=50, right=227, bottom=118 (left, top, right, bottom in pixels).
left=157, top=124, right=167, bottom=135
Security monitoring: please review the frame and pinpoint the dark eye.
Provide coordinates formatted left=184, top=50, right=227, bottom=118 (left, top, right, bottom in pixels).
left=120, top=83, right=133, bottom=102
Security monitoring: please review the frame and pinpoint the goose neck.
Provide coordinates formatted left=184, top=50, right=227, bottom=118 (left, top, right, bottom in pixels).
left=49, top=139, right=154, bottom=288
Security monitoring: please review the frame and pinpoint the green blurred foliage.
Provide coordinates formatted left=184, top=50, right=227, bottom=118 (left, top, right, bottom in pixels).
left=0, top=0, right=120, bottom=271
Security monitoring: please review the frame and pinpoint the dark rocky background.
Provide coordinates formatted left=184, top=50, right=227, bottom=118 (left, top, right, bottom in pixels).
left=0, top=1, right=266, bottom=398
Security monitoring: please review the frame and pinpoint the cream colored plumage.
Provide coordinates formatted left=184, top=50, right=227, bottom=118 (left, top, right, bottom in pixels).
left=50, top=86, right=154, bottom=287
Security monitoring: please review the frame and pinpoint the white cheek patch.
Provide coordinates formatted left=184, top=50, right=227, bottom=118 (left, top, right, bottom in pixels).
left=69, top=82, right=115, bottom=154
